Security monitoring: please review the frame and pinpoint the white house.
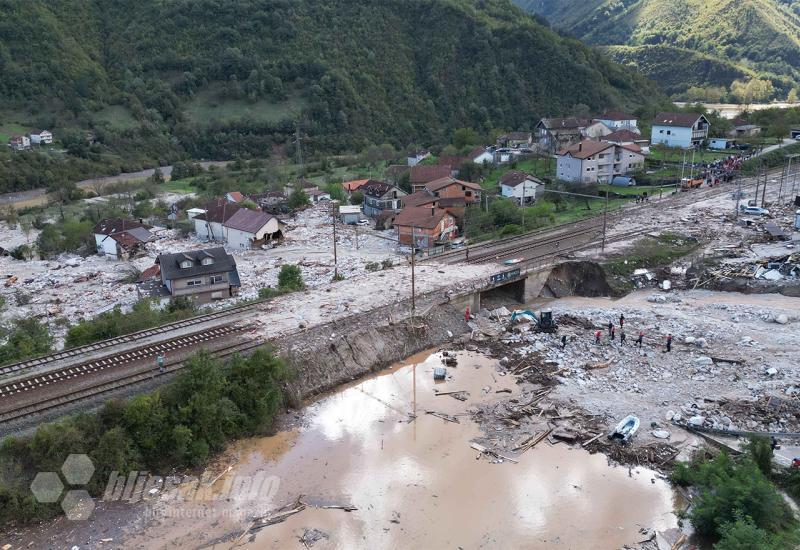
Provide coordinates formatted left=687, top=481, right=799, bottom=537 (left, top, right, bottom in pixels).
left=467, top=146, right=494, bottom=165
left=93, top=218, right=153, bottom=260
left=193, top=199, right=240, bottom=241
left=9, top=135, right=30, bottom=151
left=650, top=112, right=710, bottom=148
left=556, top=140, right=644, bottom=184
left=186, top=208, right=206, bottom=220
left=593, top=112, right=638, bottom=131
left=223, top=209, right=283, bottom=249
left=499, top=171, right=545, bottom=205
left=583, top=121, right=613, bottom=140
left=407, top=149, right=431, bottom=166
left=30, top=130, right=53, bottom=145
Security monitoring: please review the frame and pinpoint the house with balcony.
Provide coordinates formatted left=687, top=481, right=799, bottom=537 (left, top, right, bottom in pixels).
left=651, top=112, right=710, bottom=148
left=394, top=206, right=457, bottom=248
left=157, top=247, right=240, bottom=303
left=556, top=140, right=644, bottom=184
left=361, top=180, right=407, bottom=217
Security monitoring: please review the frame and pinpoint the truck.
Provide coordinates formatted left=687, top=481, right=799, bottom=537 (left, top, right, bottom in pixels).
left=680, top=177, right=704, bottom=191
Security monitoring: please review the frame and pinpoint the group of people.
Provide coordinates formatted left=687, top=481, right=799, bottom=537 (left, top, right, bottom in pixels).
left=592, top=313, right=673, bottom=352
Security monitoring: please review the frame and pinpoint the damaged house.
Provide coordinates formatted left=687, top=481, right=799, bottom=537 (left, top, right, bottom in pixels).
left=93, top=218, right=154, bottom=260
left=157, top=247, right=241, bottom=303
left=223, top=208, right=284, bottom=249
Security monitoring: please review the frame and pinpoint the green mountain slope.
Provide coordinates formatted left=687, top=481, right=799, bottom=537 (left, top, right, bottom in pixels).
left=0, top=0, right=663, bottom=192
left=514, top=0, right=800, bottom=99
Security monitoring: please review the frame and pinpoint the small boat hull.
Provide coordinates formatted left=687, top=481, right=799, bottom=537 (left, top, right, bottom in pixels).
left=608, top=415, right=640, bottom=443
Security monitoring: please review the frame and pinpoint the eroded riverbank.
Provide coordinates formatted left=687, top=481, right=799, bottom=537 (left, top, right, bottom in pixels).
left=0, top=349, right=681, bottom=550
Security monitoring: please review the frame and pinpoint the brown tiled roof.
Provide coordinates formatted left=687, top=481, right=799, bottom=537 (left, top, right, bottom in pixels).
left=93, top=218, right=151, bottom=235
left=437, top=156, right=465, bottom=169
left=557, top=140, right=615, bottom=159
left=394, top=206, right=452, bottom=229
left=652, top=112, right=704, bottom=128
left=194, top=199, right=242, bottom=223
left=499, top=171, right=543, bottom=188
left=620, top=143, right=643, bottom=154
left=138, top=264, right=161, bottom=281
left=409, top=165, right=452, bottom=184
left=402, top=190, right=437, bottom=208
left=596, top=111, right=636, bottom=121
left=426, top=177, right=482, bottom=193
left=223, top=208, right=276, bottom=234
left=227, top=191, right=244, bottom=202
left=540, top=118, right=591, bottom=130
left=603, top=129, right=642, bottom=143
left=110, top=232, right=141, bottom=249
left=386, top=165, right=411, bottom=177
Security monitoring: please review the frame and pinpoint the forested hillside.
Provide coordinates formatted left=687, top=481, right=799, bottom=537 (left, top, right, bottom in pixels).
left=515, top=0, right=800, bottom=101
left=0, top=0, right=662, bottom=193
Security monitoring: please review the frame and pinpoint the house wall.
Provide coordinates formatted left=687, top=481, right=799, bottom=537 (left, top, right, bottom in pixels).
left=556, top=155, right=588, bottom=183
left=651, top=125, right=692, bottom=148
left=598, top=119, right=637, bottom=130
left=584, top=122, right=612, bottom=139
left=167, top=274, right=232, bottom=298
left=95, top=234, right=119, bottom=259
left=433, top=183, right=479, bottom=203
left=226, top=227, right=254, bottom=249
left=396, top=216, right=456, bottom=247
left=472, top=152, right=494, bottom=165
left=619, top=150, right=645, bottom=174
left=195, top=220, right=227, bottom=241
left=500, top=181, right=542, bottom=202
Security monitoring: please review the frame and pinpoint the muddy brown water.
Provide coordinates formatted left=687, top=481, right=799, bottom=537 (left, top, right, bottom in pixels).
left=114, top=349, right=679, bottom=549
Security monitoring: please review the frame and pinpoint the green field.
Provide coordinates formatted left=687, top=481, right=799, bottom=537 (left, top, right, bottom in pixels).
left=92, top=105, right=139, bottom=130
left=184, top=86, right=307, bottom=127
left=0, top=122, right=28, bottom=143
left=597, top=184, right=675, bottom=197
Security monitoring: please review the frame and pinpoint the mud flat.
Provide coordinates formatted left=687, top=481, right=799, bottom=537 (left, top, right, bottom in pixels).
left=2, top=349, right=678, bottom=550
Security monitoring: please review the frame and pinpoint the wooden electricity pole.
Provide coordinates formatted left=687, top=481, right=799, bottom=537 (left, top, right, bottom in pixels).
left=331, top=205, right=338, bottom=279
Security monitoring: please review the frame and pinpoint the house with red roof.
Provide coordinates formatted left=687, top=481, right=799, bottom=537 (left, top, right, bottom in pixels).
left=409, top=165, right=453, bottom=192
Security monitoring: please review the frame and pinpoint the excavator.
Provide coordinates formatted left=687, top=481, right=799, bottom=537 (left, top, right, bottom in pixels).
left=510, top=309, right=557, bottom=333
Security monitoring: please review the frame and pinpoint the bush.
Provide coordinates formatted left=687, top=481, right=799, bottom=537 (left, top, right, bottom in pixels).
left=288, top=189, right=310, bottom=209
left=500, top=224, right=522, bottom=236
left=277, top=265, right=305, bottom=291
left=0, top=318, right=53, bottom=366
left=0, top=347, right=292, bottom=524
left=744, top=436, right=773, bottom=476
left=349, top=191, right=364, bottom=205
left=258, top=287, right=283, bottom=300
left=365, top=261, right=381, bottom=272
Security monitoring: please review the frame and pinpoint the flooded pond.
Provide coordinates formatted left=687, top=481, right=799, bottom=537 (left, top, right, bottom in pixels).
left=118, top=349, right=680, bottom=549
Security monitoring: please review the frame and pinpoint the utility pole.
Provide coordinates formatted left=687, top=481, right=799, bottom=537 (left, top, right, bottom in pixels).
left=293, top=121, right=304, bottom=170
left=680, top=150, right=687, bottom=181
left=779, top=157, right=788, bottom=204
left=689, top=148, right=696, bottom=179
left=331, top=204, right=338, bottom=279
left=354, top=223, right=359, bottom=250
left=601, top=191, right=609, bottom=252
left=761, top=166, right=768, bottom=207
left=521, top=183, right=526, bottom=227
left=735, top=172, right=742, bottom=219
left=792, top=156, right=800, bottom=199
left=410, top=228, right=416, bottom=317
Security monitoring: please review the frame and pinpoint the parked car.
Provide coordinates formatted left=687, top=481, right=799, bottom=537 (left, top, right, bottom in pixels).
left=740, top=205, right=770, bottom=216
left=355, top=219, right=370, bottom=226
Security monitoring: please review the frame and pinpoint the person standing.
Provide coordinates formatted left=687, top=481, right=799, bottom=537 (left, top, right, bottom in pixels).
left=595, top=330, right=601, bottom=345
left=619, top=314, right=625, bottom=328
left=607, top=321, right=613, bottom=336
left=620, top=330, right=626, bottom=345
left=561, top=334, right=567, bottom=348
left=636, top=331, right=644, bottom=348
left=611, top=326, right=616, bottom=341
left=666, top=334, right=673, bottom=352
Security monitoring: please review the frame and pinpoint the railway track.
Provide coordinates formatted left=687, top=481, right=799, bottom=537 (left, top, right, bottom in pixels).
left=0, top=338, right=263, bottom=426
left=0, top=298, right=268, bottom=379
left=0, top=325, right=247, bottom=401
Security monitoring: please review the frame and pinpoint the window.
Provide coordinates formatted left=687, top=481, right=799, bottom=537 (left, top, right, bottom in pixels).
left=201, top=257, right=214, bottom=266
left=659, top=130, right=664, bottom=134
left=210, top=275, right=224, bottom=284
left=666, top=130, right=671, bottom=135
left=180, top=260, right=193, bottom=269
left=186, top=279, right=203, bottom=286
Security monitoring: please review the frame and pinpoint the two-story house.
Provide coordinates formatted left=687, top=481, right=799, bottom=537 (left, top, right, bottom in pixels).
left=93, top=218, right=154, bottom=260
left=556, top=140, right=644, bottom=184
left=535, top=118, right=591, bottom=152
left=30, top=130, right=53, bottom=145
left=651, top=112, right=710, bottom=148
left=394, top=206, right=457, bottom=248
left=9, top=135, right=30, bottom=151
left=361, top=180, right=407, bottom=218
left=157, top=247, right=240, bottom=303
left=409, top=165, right=452, bottom=192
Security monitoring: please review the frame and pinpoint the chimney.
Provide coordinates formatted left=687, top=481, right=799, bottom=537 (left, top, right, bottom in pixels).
left=431, top=206, right=435, bottom=216
left=578, top=143, right=582, bottom=152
